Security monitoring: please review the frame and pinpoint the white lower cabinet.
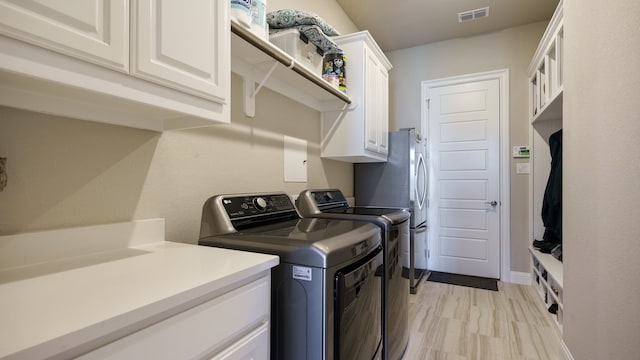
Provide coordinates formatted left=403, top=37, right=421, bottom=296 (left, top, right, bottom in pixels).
left=321, top=31, right=391, bottom=163
left=0, top=0, right=230, bottom=131
left=78, top=275, right=271, bottom=360
left=210, top=323, right=269, bottom=360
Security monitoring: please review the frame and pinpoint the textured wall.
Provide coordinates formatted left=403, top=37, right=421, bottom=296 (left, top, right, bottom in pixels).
left=0, top=0, right=359, bottom=240
left=563, top=0, right=640, bottom=358
left=0, top=74, right=353, bottom=241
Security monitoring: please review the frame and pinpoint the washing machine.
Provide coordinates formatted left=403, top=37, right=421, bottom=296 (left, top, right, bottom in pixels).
left=198, top=192, right=383, bottom=360
left=296, top=189, right=410, bottom=360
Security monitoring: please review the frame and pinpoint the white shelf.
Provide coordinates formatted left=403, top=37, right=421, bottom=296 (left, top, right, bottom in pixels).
left=532, top=90, right=563, bottom=125
left=230, top=19, right=352, bottom=113
left=529, top=246, right=563, bottom=287
left=532, top=263, right=563, bottom=307
left=530, top=246, right=563, bottom=331
left=528, top=0, right=563, bottom=125
left=528, top=0, right=564, bottom=335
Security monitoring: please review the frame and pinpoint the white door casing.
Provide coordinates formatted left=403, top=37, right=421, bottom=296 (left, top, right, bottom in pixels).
left=422, top=70, right=510, bottom=279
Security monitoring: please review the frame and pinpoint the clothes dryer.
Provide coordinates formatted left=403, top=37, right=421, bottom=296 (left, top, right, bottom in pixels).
left=199, top=192, right=382, bottom=360
left=296, top=189, right=410, bottom=360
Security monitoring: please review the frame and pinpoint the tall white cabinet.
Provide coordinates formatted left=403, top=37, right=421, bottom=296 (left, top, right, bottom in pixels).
left=0, top=0, right=230, bottom=131
left=321, top=31, right=391, bottom=163
left=528, top=0, right=564, bottom=332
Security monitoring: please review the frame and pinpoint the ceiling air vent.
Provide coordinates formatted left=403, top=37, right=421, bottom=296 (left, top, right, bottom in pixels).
left=458, top=7, right=490, bottom=23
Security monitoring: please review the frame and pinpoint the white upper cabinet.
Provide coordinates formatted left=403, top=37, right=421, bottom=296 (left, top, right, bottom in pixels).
left=132, top=0, right=229, bottom=102
left=0, top=0, right=230, bottom=131
left=0, top=0, right=129, bottom=72
left=364, top=48, right=389, bottom=155
left=321, top=31, right=391, bottom=163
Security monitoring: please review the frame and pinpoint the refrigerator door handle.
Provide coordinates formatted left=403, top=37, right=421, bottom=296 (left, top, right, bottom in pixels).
left=416, top=153, right=428, bottom=210
left=415, top=224, right=428, bottom=234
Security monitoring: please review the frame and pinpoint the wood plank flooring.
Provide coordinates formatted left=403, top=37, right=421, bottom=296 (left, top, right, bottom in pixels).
left=405, top=279, right=562, bottom=359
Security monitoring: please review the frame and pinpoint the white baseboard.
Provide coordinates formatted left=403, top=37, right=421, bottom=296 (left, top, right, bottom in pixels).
left=509, top=271, right=531, bottom=285
left=560, top=340, right=574, bottom=360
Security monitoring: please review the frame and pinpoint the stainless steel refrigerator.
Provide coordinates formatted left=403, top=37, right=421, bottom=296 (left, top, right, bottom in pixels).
left=354, top=128, right=428, bottom=294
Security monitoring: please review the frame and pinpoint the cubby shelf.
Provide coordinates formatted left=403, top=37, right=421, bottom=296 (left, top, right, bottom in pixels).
left=529, top=1, right=564, bottom=125
left=530, top=246, right=564, bottom=331
left=528, top=0, right=564, bottom=334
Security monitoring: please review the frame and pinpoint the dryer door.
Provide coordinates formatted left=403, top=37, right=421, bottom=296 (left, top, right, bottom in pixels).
left=334, top=247, right=383, bottom=360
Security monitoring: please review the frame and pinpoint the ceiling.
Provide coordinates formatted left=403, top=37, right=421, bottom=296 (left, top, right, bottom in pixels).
left=336, top=0, right=561, bottom=51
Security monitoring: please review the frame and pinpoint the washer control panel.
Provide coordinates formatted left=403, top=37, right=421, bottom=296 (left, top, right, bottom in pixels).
left=311, top=189, right=347, bottom=206
left=222, top=193, right=295, bottom=219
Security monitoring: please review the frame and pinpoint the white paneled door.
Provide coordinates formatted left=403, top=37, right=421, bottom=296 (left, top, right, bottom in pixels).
left=427, top=78, right=501, bottom=278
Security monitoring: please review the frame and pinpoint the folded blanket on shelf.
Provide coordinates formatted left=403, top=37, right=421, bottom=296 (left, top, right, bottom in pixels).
left=267, top=9, right=342, bottom=54
left=270, top=25, right=340, bottom=54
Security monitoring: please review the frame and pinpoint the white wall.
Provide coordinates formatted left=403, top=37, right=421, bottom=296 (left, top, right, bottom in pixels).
left=385, top=22, right=548, bottom=274
left=0, top=0, right=358, bottom=240
left=0, top=75, right=353, bottom=241
left=563, top=0, right=640, bottom=358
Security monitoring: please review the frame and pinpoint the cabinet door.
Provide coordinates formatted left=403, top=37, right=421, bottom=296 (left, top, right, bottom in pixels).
left=376, top=65, right=389, bottom=154
left=210, top=323, right=269, bottom=360
left=78, top=276, right=270, bottom=360
left=364, top=47, right=380, bottom=153
left=0, top=0, right=129, bottom=71
left=364, top=46, right=388, bottom=155
left=132, top=0, right=230, bottom=102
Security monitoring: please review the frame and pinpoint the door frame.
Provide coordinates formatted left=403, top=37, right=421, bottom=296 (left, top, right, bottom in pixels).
left=421, top=69, right=511, bottom=281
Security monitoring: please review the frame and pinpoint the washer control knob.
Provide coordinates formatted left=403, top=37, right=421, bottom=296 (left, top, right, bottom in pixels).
left=253, top=197, right=268, bottom=211
left=323, top=192, right=334, bottom=201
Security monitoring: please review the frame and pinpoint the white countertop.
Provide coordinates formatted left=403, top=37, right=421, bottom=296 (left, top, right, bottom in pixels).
left=0, top=219, right=279, bottom=359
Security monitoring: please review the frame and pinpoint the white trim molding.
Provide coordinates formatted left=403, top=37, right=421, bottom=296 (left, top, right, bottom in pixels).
left=560, top=341, right=574, bottom=360
left=510, top=271, right=531, bottom=285
left=421, top=69, right=511, bottom=281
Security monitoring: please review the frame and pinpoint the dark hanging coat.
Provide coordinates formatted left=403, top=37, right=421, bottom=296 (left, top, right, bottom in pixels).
left=542, top=129, right=562, bottom=243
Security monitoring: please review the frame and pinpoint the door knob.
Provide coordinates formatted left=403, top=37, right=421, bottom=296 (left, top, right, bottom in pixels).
left=485, top=200, right=498, bottom=207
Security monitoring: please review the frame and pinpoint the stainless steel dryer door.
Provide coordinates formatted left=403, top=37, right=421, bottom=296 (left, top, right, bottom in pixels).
left=334, top=246, right=383, bottom=360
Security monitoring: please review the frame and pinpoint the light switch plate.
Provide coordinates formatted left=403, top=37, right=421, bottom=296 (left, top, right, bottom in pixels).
left=516, top=163, right=531, bottom=174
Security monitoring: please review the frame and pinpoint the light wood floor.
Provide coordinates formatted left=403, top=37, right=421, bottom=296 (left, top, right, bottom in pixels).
left=405, top=279, right=562, bottom=360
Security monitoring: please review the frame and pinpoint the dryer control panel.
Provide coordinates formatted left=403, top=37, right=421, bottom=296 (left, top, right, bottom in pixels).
left=296, top=189, right=350, bottom=215
left=222, top=193, right=295, bottom=219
